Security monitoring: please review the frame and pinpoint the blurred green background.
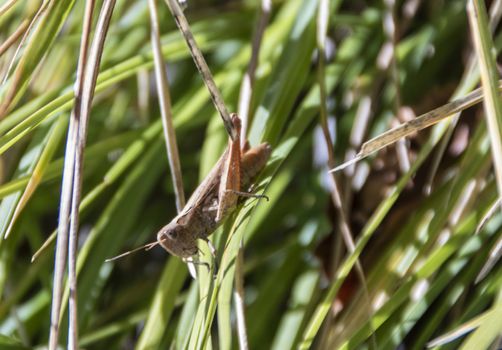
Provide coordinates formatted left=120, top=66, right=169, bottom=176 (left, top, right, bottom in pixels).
left=0, top=0, right=501, bottom=349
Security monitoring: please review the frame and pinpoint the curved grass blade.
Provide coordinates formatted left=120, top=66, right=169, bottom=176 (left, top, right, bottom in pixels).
left=3, top=114, right=67, bottom=240
left=0, top=0, right=75, bottom=116
left=0, top=13, right=252, bottom=155
left=0, top=123, right=55, bottom=243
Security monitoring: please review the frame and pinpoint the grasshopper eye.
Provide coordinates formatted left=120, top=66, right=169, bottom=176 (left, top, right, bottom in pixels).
left=168, top=231, right=178, bottom=239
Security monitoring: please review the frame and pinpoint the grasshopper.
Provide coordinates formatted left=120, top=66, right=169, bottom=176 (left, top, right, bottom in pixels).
left=156, top=114, right=271, bottom=262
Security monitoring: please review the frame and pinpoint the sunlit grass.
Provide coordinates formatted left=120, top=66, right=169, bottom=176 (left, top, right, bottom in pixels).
left=0, top=0, right=500, bottom=349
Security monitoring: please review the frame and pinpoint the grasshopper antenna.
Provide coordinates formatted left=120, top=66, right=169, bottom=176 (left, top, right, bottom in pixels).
left=105, top=240, right=160, bottom=262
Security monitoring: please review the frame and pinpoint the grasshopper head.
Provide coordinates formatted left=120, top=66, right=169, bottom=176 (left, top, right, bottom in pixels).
left=157, top=222, right=198, bottom=258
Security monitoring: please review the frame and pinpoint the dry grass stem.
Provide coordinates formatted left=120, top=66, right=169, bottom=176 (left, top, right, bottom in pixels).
left=331, top=82, right=502, bottom=173
left=0, top=19, right=29, bottom=57
left=148, top=0, right=185, bottom=212
left=49, top=0, right=115, bottom=348
left=238, top=0, right=271, bottom=148
left=163, top=0, right=237, bottom=140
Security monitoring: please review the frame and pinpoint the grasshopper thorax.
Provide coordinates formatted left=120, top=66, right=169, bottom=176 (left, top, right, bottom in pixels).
left=157, top=222, right=198, bottom=258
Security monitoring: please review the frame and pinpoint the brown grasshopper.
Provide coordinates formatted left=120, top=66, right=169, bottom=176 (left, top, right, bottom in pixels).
left=156, top=114, right=271, bottom=262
